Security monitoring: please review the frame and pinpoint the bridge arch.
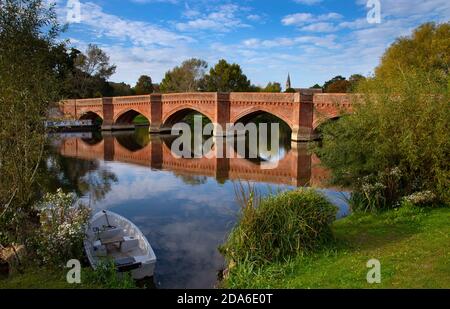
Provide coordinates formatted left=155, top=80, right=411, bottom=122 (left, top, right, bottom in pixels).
left=114, top=109, right=150, bottom=126
left=79, top=111, right=103, bottom=125
left=231, top=107, right=293, bottom=130
left=162, top=107, right=214, bottom=129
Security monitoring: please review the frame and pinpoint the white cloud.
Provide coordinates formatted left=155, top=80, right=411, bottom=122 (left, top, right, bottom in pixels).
left=175, top=3, right=249, bottom=32
left=75, top=2, right=193, bottom=47
left=282, top=12, right=342, bottom=26
left=299, top=22, right=336, bottom=32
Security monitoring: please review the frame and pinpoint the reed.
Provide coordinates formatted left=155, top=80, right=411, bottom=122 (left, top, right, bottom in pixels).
left=221, top=183, right=338, bottom=265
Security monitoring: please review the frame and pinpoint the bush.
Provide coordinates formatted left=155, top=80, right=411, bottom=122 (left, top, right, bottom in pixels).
left=221, top=188, right=338, bottom=265
left=31, top=189, right=90, bottom=266
left=84, top=259, right=136, bottom=289
left=316, top=68, right=449, bottom=210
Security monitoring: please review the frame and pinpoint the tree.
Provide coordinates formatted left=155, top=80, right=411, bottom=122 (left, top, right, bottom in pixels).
left=325, top=79, right=351, bottom=93
left=348, top=74, right=366, bottom=92
left=69, top=44, right=117, bottom=98
left=108, top=82, right=135, bottom=97
left=311, top=84, right=322, bottom=89
left=134, top=75, right=154, bottom=94
left=316, top=24, right=450, bottom=211
left=204, top=59, right=251, bottom=92
left=375, top=22, right=450, bottom=85
left=262, top=82, right=282, bottom=93
left=0, top=0, right=63, bottom=244
left=285, top=88, right=296, bottom=93
left=160, top=58, right=208, bottom=93
left=323, top=75, right=346, bottom=91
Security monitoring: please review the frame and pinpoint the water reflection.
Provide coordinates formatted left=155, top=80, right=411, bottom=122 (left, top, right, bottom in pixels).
left=47, top=128, right=349, bottom=289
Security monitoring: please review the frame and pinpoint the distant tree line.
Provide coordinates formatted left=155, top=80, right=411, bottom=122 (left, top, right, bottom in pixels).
left=56, top=44, right=368, bottom=98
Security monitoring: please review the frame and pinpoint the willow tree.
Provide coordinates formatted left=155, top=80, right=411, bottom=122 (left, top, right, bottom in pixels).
left=0, top=0, right=63, bottom=244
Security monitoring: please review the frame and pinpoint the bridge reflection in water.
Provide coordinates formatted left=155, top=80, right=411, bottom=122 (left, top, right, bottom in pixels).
left=58, top=131, right=331, bottom=188
left=54, top=129, right=342, bottom=289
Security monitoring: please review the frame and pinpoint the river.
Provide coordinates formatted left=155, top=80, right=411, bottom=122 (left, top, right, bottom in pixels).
left=45, top=127, right=350, bottom=288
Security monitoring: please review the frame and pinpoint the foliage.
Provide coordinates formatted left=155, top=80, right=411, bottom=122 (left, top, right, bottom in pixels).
left=31, top=189, right=90, bottom=266
left=284, top=88, right=296, bottom=93
left=402, top=191, right=437, bottom=208
left=316, top=68, right=449, bottom=210
left=84, top=259, right=137, bottom=289
left=310, top=84, right=322, bottom=89
left=134, top=75, right=154, bottom=94
left=325, top=79, right=351, bottom=93
left=203, top=59, right=251, bottom=92
left=160, top=58, right=207, bottom=93
left=375, top=22, right=450, bottom=88
left=262, top=82, right=282, bottom=93
left=0, top=0, right=63, bottom=245
left=107, top=82, right=135, bottom=97
left=221, top=185, right=337, bottom=266
left=66, top=44, right=117, bottom=98
left=348, top=74, right=366, bottom=91
left=323, top=75, right=346, bottom=91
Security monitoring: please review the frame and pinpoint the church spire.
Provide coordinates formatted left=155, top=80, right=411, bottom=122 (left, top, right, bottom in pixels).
left=286, top=73, right=291, bottom=90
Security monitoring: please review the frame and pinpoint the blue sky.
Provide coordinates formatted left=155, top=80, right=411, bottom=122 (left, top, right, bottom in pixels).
left=53, top=0, right=449, bottom=88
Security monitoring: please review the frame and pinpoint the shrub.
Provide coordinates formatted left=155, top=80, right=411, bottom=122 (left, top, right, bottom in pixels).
left=402, top=191, right=437, bottom=207
left=316, top=68, right=449, bottom=210
left=84, top=259, right=136, bottom=289
left=221, top=187, right=338, bottom=265
left=31, top=189, right=90, bottom=266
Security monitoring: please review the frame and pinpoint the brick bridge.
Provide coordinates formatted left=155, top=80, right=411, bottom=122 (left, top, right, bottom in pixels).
left=59, top=135, right=331, bottom=187
left=60, top=92, right=353, bottom=141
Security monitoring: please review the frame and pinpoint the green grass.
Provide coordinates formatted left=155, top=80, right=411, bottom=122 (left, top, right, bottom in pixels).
left=132, top=115, right=149, bottom=125
left=223, top=206, right=450, bottom=288
left=0, top=262, right=137, bottom=289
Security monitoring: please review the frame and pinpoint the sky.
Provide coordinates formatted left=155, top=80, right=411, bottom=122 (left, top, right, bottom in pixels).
left=53, top=0, right=449, bottom=88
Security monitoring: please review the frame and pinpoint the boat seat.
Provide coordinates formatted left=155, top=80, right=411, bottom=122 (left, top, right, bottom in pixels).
left=120, top=236, right=139, bottom=253
left=115, top=257, right=142, bottom=272
left=96, top=226, right=122, bottom=241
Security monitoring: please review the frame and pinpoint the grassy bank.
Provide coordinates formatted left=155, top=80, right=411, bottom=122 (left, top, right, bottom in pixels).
left=223, top=206, right=450, bottom=288
left=0, top=262, right=138, bottom=289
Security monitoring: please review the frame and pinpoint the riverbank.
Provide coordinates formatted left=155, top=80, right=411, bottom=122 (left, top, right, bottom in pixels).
left=223, top=206, right=450, bottom=288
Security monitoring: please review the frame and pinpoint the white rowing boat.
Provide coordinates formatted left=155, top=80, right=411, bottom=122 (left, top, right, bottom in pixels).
left=84, top=210, right=156, bottom=279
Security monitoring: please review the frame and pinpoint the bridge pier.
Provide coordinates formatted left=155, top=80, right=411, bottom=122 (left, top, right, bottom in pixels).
left=291, top=127, right=318, bottom=142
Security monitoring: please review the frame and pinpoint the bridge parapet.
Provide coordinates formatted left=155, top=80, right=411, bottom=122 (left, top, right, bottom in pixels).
left=58, top=92, right=355, bottom=141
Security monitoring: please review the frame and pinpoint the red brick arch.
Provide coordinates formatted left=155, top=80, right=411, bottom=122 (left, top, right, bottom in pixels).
left=230, top=106, right=294, bottom=130
left=114, top=108, right=151, bottom=124
left=162, top=105, right=216, bottom=127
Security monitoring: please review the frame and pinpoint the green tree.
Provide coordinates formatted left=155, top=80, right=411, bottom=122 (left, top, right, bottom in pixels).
left=204, top=59, right=251, bottom=92
left=0, top=0, right=63, bottom=243
left=285, top=88, right=296, bottom=93
left=68, top=44, right=116, bottom=98
left=262, top=82, right=282, bottom=93
left=106, top=82, right=134, bottom=97
left=323, top=75, right=346, bottom=91
left=316, top=24, right=450, bottom=210
left=376, top=22, right=450, bottom=86
left=348, top=74, right=366, bottom=92
left=160, top=58, right=208, bottom=93
left=134, top=75, right=154, bottom=94
left=325, top=79, right=351, bottom=93
left=311, top=84, right=322, bottom=89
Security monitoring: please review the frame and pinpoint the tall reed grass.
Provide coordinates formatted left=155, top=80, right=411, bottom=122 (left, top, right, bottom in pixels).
left=220, top=183, right=338, bottom=265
